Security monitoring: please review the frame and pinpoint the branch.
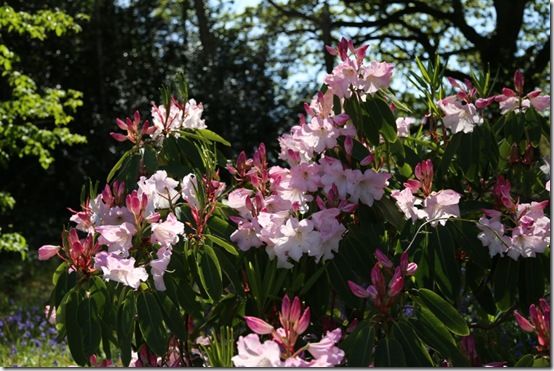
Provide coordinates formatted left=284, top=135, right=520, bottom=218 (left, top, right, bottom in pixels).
left=266, top=0, right=317, bottom=23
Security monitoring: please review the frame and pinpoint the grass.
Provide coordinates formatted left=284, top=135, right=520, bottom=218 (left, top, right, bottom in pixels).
left=0, top=258, right=75, bottom=367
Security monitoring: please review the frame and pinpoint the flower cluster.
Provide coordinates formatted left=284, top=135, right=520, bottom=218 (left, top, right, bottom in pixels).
left=437, top=71, right=550, bottom=135
left=348, top=249, right=417, bottom=314
left=495, top=71, right=550, bottom=115
left=38, top=166, right=224, bottom=290
left=514, top=298, right=550, bottom=353
left=391, top=159, right=461, bottom=227
left=232, top=295, right=344, bottom=367
left=477, top=176, right=550, bottom=260
left=110, top=97, right=206, bottom=146
left=224, top=42, right=393, bottom=268
left=324, top=38, right=393, bottom=100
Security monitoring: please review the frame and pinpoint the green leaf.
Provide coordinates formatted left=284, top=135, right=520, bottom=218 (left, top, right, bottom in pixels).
left=117, top=293, right=136, bottom=367
left=165, top=276, right=202, bottom=319
left=137, top=291, right=168, bottom=355
left=374, top=337, right=406, bottom=367
left=197, top=129, right=231, bottom=146
left=157, top=293, right=188, bottom=341
left=107, top=149, right=131, bottom=183
left=518, top=256, right=545, bottom=312
left=364, top=96, right=397, bottom=143
left=65, top=290, right=87, bottom=366
left=197, top=245, right=223, bottom=301
left=392, top=321, right=433, bottom=366
left=532, top=356, right=550, bottom=367
left=374, top=197, right=405, bottom=230
left=206, top=234, right=238, bottom=256
left=78, top=295, right=102, bottom=357
left=514, top=354, right=534, bottom=367
left=410, top=306, right=469, bottom=366
left=493, top=257, right=518, bottom=311
left=417, top=288, right=469, bottom=336
left=342, top=322, right=374, bottom=367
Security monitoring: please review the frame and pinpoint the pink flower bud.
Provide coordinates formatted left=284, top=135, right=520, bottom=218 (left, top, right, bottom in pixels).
left=295, top=307, right=310, bottom=335
left=325, top=45, right=338, bottom=56
left=404, top=179, right=421, bottom=193
left=281, top=295, right=291, bottom=321
left=514, top=70, right=525, bottom=95
left=38, top=245, right=59, bottom=261
left=101, top=184, right=114, bottom=207
left=115, top=118, right=128, bottom=130
left=360, top=154, right=374, bottom=166
left=405, top=262, right=418, bottom=276
left=289, top=296, right=302, bottom=323
left=344, top=136, right=353, bottom=156
left=110, top=132, right=128, bottom=142
left=374, top=249, right=393, bottom=269
left=371, top=264, right=386, bottom=295
left=388, top=275, right=404, bottom=297
left=366, top=285, right=378, bottom=300
left=475, top=97, right=495, bottom=109
left=400, top=251, right=408, bottom=272
left=348, top=280, right=371, bottom=298
left=333, top=113, right=350, bottom=126
left=245, top=316, right=274, bottom=335
left=514, top=310, right=535, bottom=332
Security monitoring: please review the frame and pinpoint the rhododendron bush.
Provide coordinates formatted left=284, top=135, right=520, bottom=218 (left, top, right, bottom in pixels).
left=40, top=39, right=550, bottom=367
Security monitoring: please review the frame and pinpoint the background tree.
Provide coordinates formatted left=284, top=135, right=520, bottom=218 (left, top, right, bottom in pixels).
left=0, top=4, right=85, bottom=260
left=250, top=0, right=550, bottom=90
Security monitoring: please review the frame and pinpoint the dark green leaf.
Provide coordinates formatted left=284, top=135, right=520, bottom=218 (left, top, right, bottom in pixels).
left=197, top=245, right=223, bottom=301
left=107, top=149, right=131, bottom=183
left=117, top=293, right=136, bottom=367
left=493, top=257, right=518, bottom=311
left=417, top=288, right=469, bottom=336
left=205, top=234, right=238, bottom=256
left=410, top=307, right=469, bottom=366
left=137, top=292, right=168, bottom=355
left=374, top=337, right=406, bottom=367
left=197, top=129, right=231, bottom=146
left=342, top=322, right=374, bottom=367
left=514, top=354, right=534, bottom=367
left=78, top=295, right=102, bottom=357
left=65, top=290, right=87, bottom=366
left=392, top=321, right=433, bottom=366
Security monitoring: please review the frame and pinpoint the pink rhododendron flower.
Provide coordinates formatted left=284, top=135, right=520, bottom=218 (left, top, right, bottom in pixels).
left=94, top=252, right=148, bottom=289
left=391, top=188, right=423, bottom=222
left=151, top=98, right=207, bottom=140
left=289, top=162, right=321, bottom=193
left=305, top=328, right=345, bottom=367
left=138, top=170, right=180, bottom=209
left=150, top=246, right=172, bottom=291
left=230, top=219, right=263, bottom=251
left=396, top=117, right=416, bottom=137
left=514, top=299, right=550, bottom=353
left=494, top=71, right=550, bottom=114
left=272, top=218, right=321, bottom=267
left=346, top=169, right=390, bottom=206
left=477, top=209, right=510, bottom=257
left=360, top=61, right=394, bottom=95
left=96, top=222, right=137, bottom=255
left=310, top=208, right=346, bottom=262
left=181, top=173, right=200, bottom=210
left=232, top=334, right=283, bottom=367
left=438, top=95, right=482, bottom=134
left=223, top=188, right=253, bottom=218
left=150, top=212, right=184, bottom=248
left=110, top=111, right=154, bottom=145
left=422, top=189, right=461, bottom=227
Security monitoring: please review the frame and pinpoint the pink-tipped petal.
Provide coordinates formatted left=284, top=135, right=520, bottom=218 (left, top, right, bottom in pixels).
left=295, top=307, right=311, bottom=335
left=514, top=310, right=535, bottom=332
left=110, top=132, right=128, bottom=142
left=38, top=245, right=60, bottom=260
left=245, top=316, right=274, bottom=335
left=348, top=280, right=371, bottom=298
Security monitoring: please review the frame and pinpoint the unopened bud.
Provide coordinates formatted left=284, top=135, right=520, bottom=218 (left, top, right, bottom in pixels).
left=245, top=316, right=274, bottom=335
